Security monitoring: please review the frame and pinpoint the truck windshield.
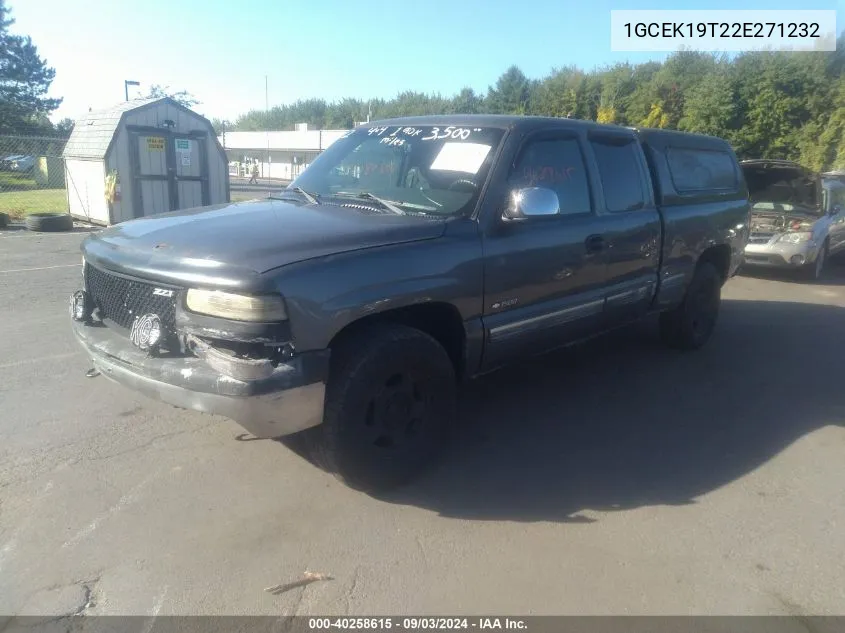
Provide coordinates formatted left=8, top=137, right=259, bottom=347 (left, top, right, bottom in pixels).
left=287, top=125, right=506, bottom=216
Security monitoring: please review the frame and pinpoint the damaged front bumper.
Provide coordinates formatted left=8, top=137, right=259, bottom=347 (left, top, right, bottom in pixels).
left=71, top=318, right=330, bottom=439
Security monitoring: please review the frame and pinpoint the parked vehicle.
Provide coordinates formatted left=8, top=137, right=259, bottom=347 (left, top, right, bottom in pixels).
left=0, top=154, right=35, bottom=173
left=0, top=154, right=24, bottom=171
left=12, top=156, right=35, bottom=174
left=742, top=160, right=845, bottom=280
left=70, top=115, right=750, bottom=491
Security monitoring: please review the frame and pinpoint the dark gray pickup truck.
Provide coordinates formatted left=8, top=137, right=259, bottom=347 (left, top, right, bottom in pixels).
left=71, top=115, right=750, bottom=490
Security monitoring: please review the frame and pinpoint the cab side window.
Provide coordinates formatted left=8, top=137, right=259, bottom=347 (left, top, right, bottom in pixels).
left=507, top=137, right=592, bottom=215
left=589, top=137, right=646, bottom=212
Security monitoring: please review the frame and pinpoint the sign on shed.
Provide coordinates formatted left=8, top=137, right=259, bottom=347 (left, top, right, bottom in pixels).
left=146, top=137, right=165, bottom=151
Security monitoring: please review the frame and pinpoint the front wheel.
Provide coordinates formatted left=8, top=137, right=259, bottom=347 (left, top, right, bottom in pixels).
left=659, top=261, right=722, bottom=351
left=306, top=323, right=457, bottom=492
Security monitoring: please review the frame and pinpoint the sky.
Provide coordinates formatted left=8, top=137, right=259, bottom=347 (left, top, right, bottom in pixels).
left=9, top=0, right=845, bottom=125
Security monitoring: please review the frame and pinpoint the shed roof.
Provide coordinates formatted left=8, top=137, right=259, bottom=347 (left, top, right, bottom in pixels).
left=63, top=97, right=167, bottom=159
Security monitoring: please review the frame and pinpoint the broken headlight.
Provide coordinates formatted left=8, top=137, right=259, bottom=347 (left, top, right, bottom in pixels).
left=185, top=289, right=288, bottom=322
left=777, top=231, right=813, bottom=244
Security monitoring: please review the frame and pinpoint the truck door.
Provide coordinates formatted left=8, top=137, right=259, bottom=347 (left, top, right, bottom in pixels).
left=480, top=131, right=610, bottom=370
left=584, top=132, right=661, bottom=326
left=827, top=183, right=845, bottom=254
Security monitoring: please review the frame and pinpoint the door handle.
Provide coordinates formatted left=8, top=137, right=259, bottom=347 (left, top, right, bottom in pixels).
left=585, top=234, right=605, bottom=253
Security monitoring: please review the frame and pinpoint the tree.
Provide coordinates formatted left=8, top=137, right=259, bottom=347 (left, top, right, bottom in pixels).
left=0, top=0, right=62, bottom=134
left=54, top=117, right=74, bottom=136
left=144, top=84, right=199, bottom=109
left=447, top=87, right=484, bottom=114
left=485, top=66, right=531, bottom=114
left=219, top=46, right=845, bottom=168
left=210, top=118, right=229, bottom=135
left=678, top=69, right=736, bottom=138
left=531, top=67, right=584, bottom=118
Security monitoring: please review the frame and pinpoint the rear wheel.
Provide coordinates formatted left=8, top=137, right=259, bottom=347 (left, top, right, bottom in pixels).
left=659, top=261, right=722, bottom=351
left=306, top=323, right=457, bottom=492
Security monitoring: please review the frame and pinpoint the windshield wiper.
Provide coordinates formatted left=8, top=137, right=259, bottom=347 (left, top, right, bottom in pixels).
left=272, top=187, right=320, bottom=205
left=334, top=191, right=405, bottom=215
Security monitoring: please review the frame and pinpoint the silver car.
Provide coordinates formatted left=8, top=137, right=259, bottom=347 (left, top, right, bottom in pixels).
left=742, top=160, right=845, bottom=280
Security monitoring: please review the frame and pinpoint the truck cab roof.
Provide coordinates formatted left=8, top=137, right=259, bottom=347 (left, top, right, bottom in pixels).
left=363, top=115, right=734, bottom=150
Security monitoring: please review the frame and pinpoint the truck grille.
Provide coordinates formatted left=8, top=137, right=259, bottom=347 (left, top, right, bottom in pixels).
left=84, top=263, right=180, bottom=334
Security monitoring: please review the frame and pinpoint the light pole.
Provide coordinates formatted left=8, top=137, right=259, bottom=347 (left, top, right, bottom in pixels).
left=124, top=80, right=140, bottom=101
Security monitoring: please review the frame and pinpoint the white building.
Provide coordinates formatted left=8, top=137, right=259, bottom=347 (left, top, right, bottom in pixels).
left=220, top=123, right=350, bottom=181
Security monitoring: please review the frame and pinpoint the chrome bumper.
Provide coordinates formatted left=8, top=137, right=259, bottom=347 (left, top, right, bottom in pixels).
left=72, top=319, right=329, bottom=439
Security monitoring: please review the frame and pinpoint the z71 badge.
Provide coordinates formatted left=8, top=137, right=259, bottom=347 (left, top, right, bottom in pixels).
left=491, top=298, right=519, bottom=310
left=152, top=288, right=174, bottom=297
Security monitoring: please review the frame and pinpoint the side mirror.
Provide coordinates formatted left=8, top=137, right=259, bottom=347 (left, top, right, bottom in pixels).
left=831, top=204, right=842, bottom=216
left=504, top=187, right=560, bottom=220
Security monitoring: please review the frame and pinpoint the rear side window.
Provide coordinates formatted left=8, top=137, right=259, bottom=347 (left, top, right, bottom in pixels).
left=508, top=137, right=591, bottom=215
left=590, top=137, right=646, bottom=212
left=666, top=147, right=738, bottom=193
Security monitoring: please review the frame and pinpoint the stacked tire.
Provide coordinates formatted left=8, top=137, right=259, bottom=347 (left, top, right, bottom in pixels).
left=25, top=213, right=73, bottom=232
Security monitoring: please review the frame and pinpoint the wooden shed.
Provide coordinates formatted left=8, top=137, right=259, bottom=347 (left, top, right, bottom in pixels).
left=62, top=97, right=229, bottom=225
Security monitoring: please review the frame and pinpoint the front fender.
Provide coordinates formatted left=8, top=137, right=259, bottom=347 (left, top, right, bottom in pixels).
left=267, top=224, right=484, bottom=351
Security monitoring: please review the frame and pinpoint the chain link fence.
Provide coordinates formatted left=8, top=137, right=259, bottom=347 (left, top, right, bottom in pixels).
left=0, top=135, right=69, bottom=220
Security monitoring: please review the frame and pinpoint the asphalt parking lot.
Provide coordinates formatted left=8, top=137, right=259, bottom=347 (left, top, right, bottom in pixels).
left=1, top=228, right=844, bottom=619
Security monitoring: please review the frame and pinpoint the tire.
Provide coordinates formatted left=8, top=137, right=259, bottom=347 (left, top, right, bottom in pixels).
left=659, top=261, right=722, bottom=351
left=0, top=212, right=8, bottom=229
left=25, top=212, right=73, bottom=232
left=306, top=323, right=457, bottom=492
left=803, top=239, right=828, bottom=281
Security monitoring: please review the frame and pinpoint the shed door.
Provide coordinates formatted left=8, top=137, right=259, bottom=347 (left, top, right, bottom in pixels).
left=134, top=133, right=173, bottom=216
left=173, top=136, right=209, bottom=210
left=129, top=129, right=212, bottom=219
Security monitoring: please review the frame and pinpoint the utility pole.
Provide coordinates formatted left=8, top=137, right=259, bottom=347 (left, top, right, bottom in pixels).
left=265, top=75, right=270, bottom=184
left=124, top=80, right=140, bottom=101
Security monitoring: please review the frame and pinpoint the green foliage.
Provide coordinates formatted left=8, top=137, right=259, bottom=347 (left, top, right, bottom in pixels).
left=0, top=0, right=62, bottom=134
left=228, top=48, right=845, bottom=170
left=145, top=84, right=199, bottom=109
left=485, top=66, right=531, bottom=114
left=210, top=118, right=229, bottom=135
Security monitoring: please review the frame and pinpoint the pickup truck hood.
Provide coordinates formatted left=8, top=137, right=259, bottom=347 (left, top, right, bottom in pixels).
left=82, top=199, right=446, bottom=287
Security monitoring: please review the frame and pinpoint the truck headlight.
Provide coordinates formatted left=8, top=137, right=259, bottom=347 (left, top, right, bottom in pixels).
left=185, top=289, right=288, bottom=322
left=777, top=231, right=813, bottom=244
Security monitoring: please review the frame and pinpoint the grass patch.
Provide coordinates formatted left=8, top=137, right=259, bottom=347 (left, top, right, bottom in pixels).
left=0, top=187, right=67, bottom=219
left=0, top=171, right=39, bottom=190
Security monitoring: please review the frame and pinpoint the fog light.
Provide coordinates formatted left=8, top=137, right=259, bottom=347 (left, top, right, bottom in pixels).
left=790, top=254, right=806, bottom=265
left=129, top=313, right=163, bottom=351
left=69, top=290, right=91, bottom=322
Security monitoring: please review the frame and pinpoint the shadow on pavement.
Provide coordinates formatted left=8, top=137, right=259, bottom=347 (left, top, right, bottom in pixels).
left=378, top=299, right=845, bottom=522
